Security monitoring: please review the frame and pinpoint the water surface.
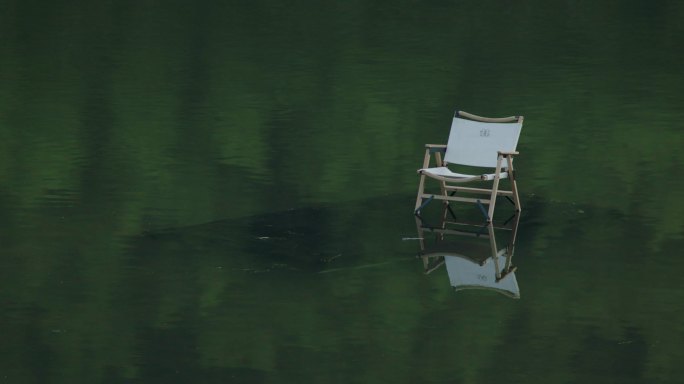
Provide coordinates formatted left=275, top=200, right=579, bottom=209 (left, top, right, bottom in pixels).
left=1, top=1, right=683, bottom=382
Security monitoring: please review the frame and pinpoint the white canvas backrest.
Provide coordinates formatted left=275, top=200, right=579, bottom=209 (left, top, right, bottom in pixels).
left=444, top=251, right=520, bottom=298
left=444, top=115, right=522, bottom=168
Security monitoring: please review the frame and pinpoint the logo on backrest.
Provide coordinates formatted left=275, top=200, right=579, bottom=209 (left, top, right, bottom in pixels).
left=479, top=129, right=490, bottom=137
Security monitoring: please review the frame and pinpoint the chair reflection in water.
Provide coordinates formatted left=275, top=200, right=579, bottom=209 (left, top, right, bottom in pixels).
left=416, top=212, right=521, bottom=299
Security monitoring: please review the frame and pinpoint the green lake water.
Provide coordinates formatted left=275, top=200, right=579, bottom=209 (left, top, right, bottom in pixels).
left=1, top=1, right=684, bottom=382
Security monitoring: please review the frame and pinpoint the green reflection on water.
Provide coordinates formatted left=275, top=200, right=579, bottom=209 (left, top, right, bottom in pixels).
left=1, top=0, right=684, bottom=382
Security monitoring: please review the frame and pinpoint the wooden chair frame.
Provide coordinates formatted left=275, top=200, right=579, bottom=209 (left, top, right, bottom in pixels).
left=414, top=111, right=523, bottom=222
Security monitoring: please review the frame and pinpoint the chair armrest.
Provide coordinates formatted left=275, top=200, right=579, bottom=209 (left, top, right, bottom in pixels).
left=426, top=144, right=447, bottom=153
left=498, top=151, right=519, bottom=157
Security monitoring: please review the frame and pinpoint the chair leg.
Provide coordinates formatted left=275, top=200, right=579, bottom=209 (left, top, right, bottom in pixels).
left=507, top=156, right=522, bottom=212
left=487, top=156, right=504, bottom=222
left=415, top=216, right=426, bottom=251
left=435, top=152, right=448, bottom=205
left=415, top=149, right=432, bottom=213
left=487, top=223, right=502, bottom=280
left=510, top=178, right=521, bottom=212
left=487, top=182, right=499, bottom=222
left=438, top=202, right=451, bottom=240
left=414, top=173, right=427, bottom=213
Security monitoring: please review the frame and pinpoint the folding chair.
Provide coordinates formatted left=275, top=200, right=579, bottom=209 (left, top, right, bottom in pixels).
left=414, top=110, right=524, bottom=222
left=415, top=212, right=520, bottom=298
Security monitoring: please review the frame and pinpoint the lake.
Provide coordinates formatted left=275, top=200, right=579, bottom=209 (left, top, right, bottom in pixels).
left=1, top=1, right=683, bottom=382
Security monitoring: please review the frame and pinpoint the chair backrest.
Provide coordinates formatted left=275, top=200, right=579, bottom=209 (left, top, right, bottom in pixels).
left=444, top=111, right=523, bottom=168
left=444, top=252, right=520, bottom=298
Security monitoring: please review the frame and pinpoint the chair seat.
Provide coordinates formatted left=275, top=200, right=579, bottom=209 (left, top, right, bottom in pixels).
left=419, top=166, right=508, bottom=181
